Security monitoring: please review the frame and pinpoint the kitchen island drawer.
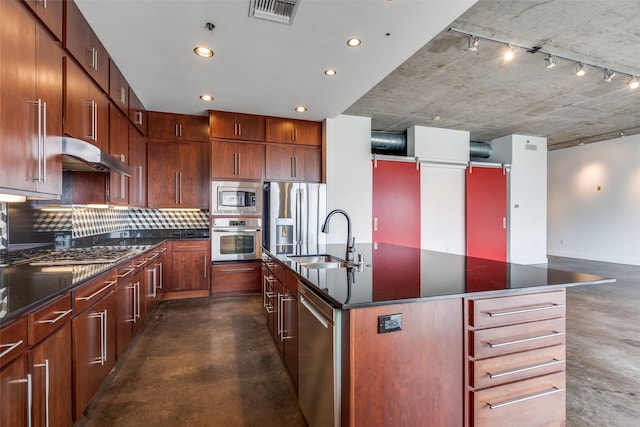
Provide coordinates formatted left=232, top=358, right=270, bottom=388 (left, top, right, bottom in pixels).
left=74, top=270, right=117, bottom=313
left=28, top=293, right=72, bottom=345
left=470, top=317, right=565, bottom=359
left=471, top=371, right=565, bottom=427
left=0, top=317, right=27, bottom=368
left=264, top=258, right=284, bottom=283
left=470, top=344, right=565, bottom=389
left=469, top=290, right=565, bottom=329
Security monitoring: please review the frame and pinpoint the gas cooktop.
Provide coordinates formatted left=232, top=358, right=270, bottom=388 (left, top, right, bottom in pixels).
left=1, top=246, right=137, bottom=267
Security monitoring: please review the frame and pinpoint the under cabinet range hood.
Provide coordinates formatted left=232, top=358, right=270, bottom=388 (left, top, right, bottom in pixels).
left=61, top=137, right=131, bottom=176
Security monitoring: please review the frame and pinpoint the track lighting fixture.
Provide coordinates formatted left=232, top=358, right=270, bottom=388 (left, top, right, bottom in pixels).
left=603, top=69, right=616, bottom=82
left=504, top=45, right=514, bottom=61
left=468, top=36, right=479, bottom=51
left=575, top=63, right=586, bottom=76
left=627, top=76, right=639, bottom=89
left=544, top=55, right=556, bottom=69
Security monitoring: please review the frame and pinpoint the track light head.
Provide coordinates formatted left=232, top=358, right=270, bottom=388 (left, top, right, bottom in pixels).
left=544, top=55, right=556, bottom=69
left=575, top=63, right=586, bottom=76
left=627, top=76, right=639, bottom=89
left=468, top=36, right=480, bottom=51
left=603, top=69, right=616, bottom=82
left=504, top=45, right=514, bottom=61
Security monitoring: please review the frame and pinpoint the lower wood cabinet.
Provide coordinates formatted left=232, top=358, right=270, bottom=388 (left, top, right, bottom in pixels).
left=166, top=240, right=210, bottom=294
left=211, top=261, right=261, bottom=295
left=0, top=354, right=28, bottom=427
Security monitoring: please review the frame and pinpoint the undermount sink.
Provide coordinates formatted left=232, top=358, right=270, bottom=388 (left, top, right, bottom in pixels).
left=288, top=254, right=354, bottom=269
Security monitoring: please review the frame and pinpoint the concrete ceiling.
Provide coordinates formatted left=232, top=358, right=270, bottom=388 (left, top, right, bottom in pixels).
left=345, top=0, right=640, bottom=150
left=75, top=0, right=640, bottom=152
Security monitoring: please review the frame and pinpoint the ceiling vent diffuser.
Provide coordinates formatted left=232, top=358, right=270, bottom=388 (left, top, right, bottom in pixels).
left=249, top=0, right=300, bottom=25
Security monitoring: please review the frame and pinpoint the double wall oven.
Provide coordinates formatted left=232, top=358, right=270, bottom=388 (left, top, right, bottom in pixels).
left=211, top=181, right=262, bottom=261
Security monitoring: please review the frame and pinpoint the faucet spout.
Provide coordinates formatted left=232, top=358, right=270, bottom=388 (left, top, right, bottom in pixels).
left=321, top=209, right=356, bottom=262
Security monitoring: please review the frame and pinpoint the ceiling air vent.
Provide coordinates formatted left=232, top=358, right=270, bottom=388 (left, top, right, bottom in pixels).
left=249, top=0, right=300, bottom=25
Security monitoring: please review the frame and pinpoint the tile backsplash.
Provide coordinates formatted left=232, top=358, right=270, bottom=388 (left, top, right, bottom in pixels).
left=1, top=203, right=7, bottom=250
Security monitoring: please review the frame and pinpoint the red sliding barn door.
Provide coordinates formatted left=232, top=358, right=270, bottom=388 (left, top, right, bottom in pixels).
left=466, top=166, right=507, bottom=262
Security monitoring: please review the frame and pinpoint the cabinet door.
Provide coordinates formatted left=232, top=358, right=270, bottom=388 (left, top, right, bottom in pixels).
left=147, top=111, right=178, bottom=140
left=265, top=145, right=295, bottom=181
left=128, top=124, right=146, bottom=207
left=109, top=60, right=129, bottom=115
left=29, top=323, right=73, bottom=427
left=298, top=147, right=321, bottom=182
left=147, top=141, right=179, bottom=208
left=178, top=142, right=208, bottom=208
left=147, top=112, right=208, bottom=141
left=108, top=105, right=129, bottom=205
left=170, top=250, right=209, bottom=291
left=266, top=117, right=321, bottom=146
left=209, top=110, right=265, bottom=141
left=179, top=115, right=209, bottom=142
left=292, top=120, right=322, bottom=146
left=211, top=140, right=240, bottom=179
left=115, top=281, right=135, bottom=359
left=282, top=292, right=298, bottom=387
left=466, top=167, right=507, bottom=262
left=24, top=0, right=64, bottom=42
left=72, top=304, right=103, bottom=419
left=0, top=355, right=28, bottom=427
left=128, top=88, right=146, bottom=135
left=236, top=142, right=264, bottom=180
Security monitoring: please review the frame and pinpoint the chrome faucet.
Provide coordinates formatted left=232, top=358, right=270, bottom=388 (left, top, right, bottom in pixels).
left=321, top=209, right=356, bottom=262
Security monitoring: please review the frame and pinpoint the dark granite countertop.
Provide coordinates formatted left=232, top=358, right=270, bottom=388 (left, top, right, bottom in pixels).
left=0, top=235, right=209, bottom=324
left=264, top=243, right=615, bottom=309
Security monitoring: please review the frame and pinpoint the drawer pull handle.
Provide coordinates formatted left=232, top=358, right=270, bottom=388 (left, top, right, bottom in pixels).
left=77, top=281, right=116, bottom=301
left=489, top=359, right=565, bottom=379
left=488, top=303, right=565, bottom=317
left=0, top=340, right=24, bottom=359
left=36, top=309, right=72, bottom=325
left=489, top=331, right=565, bottom=348
left=117, top=268, right=136, bottom=278
left=489, top=387, right=564, bottom=409
left=219, top=267, right=257, bottom=272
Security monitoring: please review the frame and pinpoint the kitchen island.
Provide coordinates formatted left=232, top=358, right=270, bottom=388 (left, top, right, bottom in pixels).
left=263, top=243, right=614, bottom=427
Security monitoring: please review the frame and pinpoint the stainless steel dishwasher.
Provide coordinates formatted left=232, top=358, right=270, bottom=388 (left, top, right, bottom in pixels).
left=298, top=282, right=341, bottom=427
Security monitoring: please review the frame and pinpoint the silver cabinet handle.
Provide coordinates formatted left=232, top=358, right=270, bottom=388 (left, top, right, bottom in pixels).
left=277, top=293, right=282, bottom=336
left=88, top=47, right=97, bottom=70
left=102, top=309, right=107, bottom=365
left=203, top=256, right=207, bottom=278
left=136, top=282, right=141, bottom=320
left=126, top=285, right=136, bottom=322
left=489, top=359, right=565, bottom=379
left=0, top=340, right=24, bottom=359
left=175, top=124, right=179, bottom=137
left=488, top=303, right=566, bottom=317
left=36, top=309, right=72, bottom=325
left=488, top=331, right=565, bottom=348
left=174, top=172, right=179, bottom=204
left=135, top=111, right=143, bottom=125
left=280, top=293, right=294, bottom=341
left=118, top=267, right=135, bottom=278
left=77, top=281, right=116, bottom=301
left=489, top=387, right=564, bottom=409
left=86, top=100, right=97, bottom=141
left=33, top=359, right=50, bottom=427
left=237, top=152, right=241, bottom=175
left=147, top=266, right=158, bottom=298
left=119, top=87, right=126, bottom=105
left=178, top=172, right=182, bottom=204
left=219, top=267, right=257, bottom=272
left=42, top=101, right=47, bottom=182
left=238, top=123, right=241, bottom=136
left=157, top=262, right=163, bottom=290
left=137, top=166, right=143, bottom=202
left=30, top=99, right=43, bottom=182
left=11, top=374, right=33, bottom=427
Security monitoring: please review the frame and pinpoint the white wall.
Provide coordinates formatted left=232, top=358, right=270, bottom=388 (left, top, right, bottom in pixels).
left=548, top=135, right=640, bottom=265
left=324, top=115, right=373, bottom=244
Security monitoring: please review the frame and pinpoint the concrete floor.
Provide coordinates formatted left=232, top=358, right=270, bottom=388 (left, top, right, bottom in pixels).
left=75, top=256, right=639, bottom=427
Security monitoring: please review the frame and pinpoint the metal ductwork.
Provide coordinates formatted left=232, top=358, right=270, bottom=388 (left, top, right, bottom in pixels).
left=371, top=131, right=407, bottom=155
left=470, top=142, right=492, bottom=158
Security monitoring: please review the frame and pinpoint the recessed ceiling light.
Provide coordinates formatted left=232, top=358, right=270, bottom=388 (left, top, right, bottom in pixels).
left=194, top=46, right=214, bottom=58
left=294, top=106, right=307, bottom=113
left=347, top=37, right=361, bottom=47
left=200, top=94, right=214, bottom=102
left=324, top=69, right=337, bottom=76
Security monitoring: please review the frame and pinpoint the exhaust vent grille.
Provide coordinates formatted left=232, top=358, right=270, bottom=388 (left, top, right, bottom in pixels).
left=249, top=0, right=300, bottom=25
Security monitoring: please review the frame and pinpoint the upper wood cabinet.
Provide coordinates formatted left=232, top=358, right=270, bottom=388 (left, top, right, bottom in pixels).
left=265, top=145, right=321, bottom=182
left=64, top=0, right=109, bottom=91
left=0, top=0, right=63, bottom=198
left=109, top=59, right=129, bottom=116
left=128, top=87, right=147, bottom=135
left=211, top=140, right=264, bottom=180
left=147, top=111, right=209, bottom=142
left=23, top=0, right=63, bottom=42
left=128, top=124, right=146, bottom=208
left=209, top=110, right=265, bottom=141
left=266, top=117, right=322, bottom=146
left=108, top=104, right=129, bottom=205
left=64, top=57, right=109, bottom=151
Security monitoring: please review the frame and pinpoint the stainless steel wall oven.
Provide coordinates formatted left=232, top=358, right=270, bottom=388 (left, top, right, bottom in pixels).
left=211, top=217, right=262, bottom=261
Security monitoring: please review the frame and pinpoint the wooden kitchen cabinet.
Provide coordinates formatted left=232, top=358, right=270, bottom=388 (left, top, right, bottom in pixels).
left=211, top=140, right=264, bottom=180
left=211, top=261, right=261, bottom=295
left=108, top=104, right=129, bottom=205
left=128, top=123, right=147, bottom=207
left=147, top=111, right=209, bottom=142
left=266, top=117, right=322, bottom=146
left=64, top=0, right=109, bottom=91
left=64, top=57, right=110, bottom=151
left=0, top=317, right=28, bottom=427
left=209, top=110, right=265, bottom=141
left=265, top=145, right=321, bottom=182
left=0, top=0, right=63, bottom=198
left=166, top=241, right=210, bottom=293
left=147, top=140, right=208, bottom=208
left=23, top=0, right=63, bottom=42
left=109, top=59, right=129, bottom=115
left=115, top=261, right=140, bottom=359
left=128, top=87, right=147, bottom=135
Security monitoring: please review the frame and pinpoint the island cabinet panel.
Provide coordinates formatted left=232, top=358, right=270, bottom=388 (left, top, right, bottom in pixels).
left=265, top=117, right=322, bottom=146
left=343, top=298, right=463, bottom=427
left=209, top=110, right=265, bottom=141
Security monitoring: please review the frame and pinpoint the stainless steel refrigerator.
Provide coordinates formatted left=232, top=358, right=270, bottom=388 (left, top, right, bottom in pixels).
left=263, top=182, right=327, bottom=255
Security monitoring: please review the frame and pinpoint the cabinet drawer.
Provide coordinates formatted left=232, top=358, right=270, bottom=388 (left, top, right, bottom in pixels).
left=28, top=294, right=72, bottom=345
left=469, top=290, right=565, bottom=329
left=172, top=240, right=209, bottom=252
left=0, top=317, right=27, bottom=368
left=471, top=372, right=565, bottom=427
left=264, top=260, right=284, bottom=282
left=211, top=262, right=261, bottom=294
left=470, top=317, right=565, bottom=359
left=470, top=344, right=565, bottom=389
left=74, top=270, right=117, bottom=314
left=284, top=268, right=300, bottom=298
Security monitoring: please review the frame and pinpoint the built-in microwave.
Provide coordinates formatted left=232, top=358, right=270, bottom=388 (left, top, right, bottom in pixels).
left=212, top=181, right=262, bottom=216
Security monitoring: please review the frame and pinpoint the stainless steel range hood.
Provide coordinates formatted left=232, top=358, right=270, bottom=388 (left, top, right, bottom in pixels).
left=62, top=137, right=131, bottom=176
